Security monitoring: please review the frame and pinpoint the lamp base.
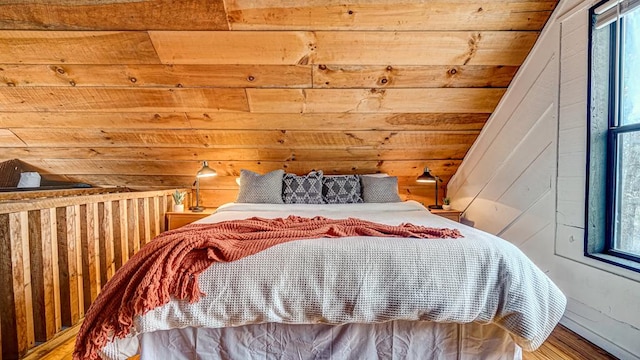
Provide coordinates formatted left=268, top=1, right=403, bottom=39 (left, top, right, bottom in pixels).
left=189, top=206, right=205, bottom=212
left=428, top=205, right=443, bottom=210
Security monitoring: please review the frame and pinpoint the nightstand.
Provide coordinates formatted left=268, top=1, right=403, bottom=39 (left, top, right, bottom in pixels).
left=428, top=208, right=463, bottom=223
left=166, top=208, right=217, bottom=230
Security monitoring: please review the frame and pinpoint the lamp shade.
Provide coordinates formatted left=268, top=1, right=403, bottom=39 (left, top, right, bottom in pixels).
left=416, top=167, right=436, bottom=183
left=196, top=161, right=217, bottom=178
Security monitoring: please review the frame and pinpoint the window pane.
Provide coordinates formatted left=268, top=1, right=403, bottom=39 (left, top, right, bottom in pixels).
left=621, top=6, right=640, bottom=125
left=614, top=130, right=640, bottom=256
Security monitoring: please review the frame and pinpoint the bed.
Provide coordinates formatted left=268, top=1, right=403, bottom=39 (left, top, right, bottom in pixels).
left=89, top=200, right=566, bottom=360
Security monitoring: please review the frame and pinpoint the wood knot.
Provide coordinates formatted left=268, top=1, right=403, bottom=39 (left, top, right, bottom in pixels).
left=477, top=7, right=483, bottom=12
left=379, top=77, right=388, bottom=85
left=318, top=64, right=327, bottom=70
left=386, top=66, right=393, bottom=71
left=448, top=68, right=457, bottom=75
left=348, top=10, right=354, bottom=15
left=56, top=67, right=65, bottom=74
left=129, top=77, right=137, bottom=83
left=6, top=82, right=15, bottom=87
left=176, top=83, right=183, bottom=88
left=247, top=75, right=255, bottom=82
left=69, top=80, right=76, bottom=86
left=297, top=55, right=310, bottom=65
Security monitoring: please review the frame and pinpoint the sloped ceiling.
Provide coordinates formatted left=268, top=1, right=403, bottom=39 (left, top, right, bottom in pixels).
left=0, top=0, right=557, bottom=206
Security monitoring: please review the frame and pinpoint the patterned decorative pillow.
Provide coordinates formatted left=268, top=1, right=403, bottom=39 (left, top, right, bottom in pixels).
left=236, top=169, right=285, bottom=203
left=360, top=175, right=402, bottom=203
left=282, top=171, right=324, bottom=204
left=322, top=175, right=364, bottom=204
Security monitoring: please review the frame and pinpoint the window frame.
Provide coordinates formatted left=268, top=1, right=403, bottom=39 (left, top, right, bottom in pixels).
left=607, top=125, right=640, bottom=263
left=586, top=0, right=640, bottom=272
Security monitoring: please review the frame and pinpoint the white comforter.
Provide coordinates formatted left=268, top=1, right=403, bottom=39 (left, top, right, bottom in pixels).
left=102, top=201, right=566, bottom=358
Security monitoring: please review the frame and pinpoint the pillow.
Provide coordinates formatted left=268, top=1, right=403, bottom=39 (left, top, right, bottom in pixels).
left=360, top=175, right=402, bottom=203
left=322, top=175, right=364, bottom=204
left=236, top=169, right=285, bottom=203
left=282, top=170, right=324, bottom=204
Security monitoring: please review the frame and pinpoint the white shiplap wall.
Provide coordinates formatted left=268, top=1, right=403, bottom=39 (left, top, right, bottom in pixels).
left=447, top=0, right=640, bottom=357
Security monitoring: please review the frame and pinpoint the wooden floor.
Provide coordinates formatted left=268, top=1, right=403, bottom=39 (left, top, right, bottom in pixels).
left=521, top=325, right=617, bottom=360
left=36, top=324, right=616, bottom=360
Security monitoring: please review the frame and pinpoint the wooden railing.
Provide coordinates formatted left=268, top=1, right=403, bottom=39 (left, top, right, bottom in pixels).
left=0, top=189, right=178, bottom=360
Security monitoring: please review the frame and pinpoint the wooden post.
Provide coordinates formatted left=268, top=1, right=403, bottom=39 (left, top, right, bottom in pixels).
left=10, top=211, right=34, bottom=355
left=111, top=200, right=123, bottom=270
left=137, top=198, right=149, bottom=246
left=80, top=204, right=100, bottom=313
left=28, top=210, right=46, bottom=343
left=42, top=208, right=61, bottom=336
left=0, top=308, right=2, bottom=360
left=64, top=206, right=81, bottom=324
left=55, top=206, right=71, bottom=328
left=159, top=195, right=168, bottom=233
left=151, top=196, right=160, bottom=239
left=0, top=213, right=19, bottom=359
left=98, top=201, right=114, bottom=287
left=117, top=199, right=129, bottom=267
left=126, top=198, right=140, bottom=258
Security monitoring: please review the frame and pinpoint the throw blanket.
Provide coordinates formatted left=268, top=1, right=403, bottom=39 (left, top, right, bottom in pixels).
left=74, top=215, right=462, bottom=360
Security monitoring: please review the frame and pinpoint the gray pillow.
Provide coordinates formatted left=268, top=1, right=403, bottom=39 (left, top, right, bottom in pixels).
left=322, top=175, right=364, bottom=204
left=282, top=170, right=324, bottom=204
left=236, top=169, right=285, bottom=203
left=360, top=175, right=402, bottom=203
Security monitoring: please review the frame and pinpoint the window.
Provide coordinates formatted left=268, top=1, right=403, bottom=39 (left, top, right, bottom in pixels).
left=587, top=0, right=640, bottom=269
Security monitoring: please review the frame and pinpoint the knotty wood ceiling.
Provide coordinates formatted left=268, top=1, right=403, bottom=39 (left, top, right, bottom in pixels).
left=0, top=0, right=557, bottom=206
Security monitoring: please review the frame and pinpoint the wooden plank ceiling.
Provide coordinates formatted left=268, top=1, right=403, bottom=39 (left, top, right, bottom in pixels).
left=0, top=0, right=557, bottom=207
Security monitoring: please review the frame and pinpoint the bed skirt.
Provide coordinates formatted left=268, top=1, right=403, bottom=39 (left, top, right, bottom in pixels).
left=103, top=321, right=522, bottom=360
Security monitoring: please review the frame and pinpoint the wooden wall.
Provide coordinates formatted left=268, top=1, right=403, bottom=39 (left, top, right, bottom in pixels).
left=0, top=0, right=557, bottom=206
left=447, top=0, right=640, bottom=358
left=0, top=189, right=175, bottom=359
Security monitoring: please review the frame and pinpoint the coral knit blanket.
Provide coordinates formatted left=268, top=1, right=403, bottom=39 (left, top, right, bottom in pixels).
left=73, top=215, right=462, bottom=360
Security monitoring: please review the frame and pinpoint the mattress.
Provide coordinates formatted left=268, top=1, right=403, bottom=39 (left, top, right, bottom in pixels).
left=100, top=201, right=566, bottom=359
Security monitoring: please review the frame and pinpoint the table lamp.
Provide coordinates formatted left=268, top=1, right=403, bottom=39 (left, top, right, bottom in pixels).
left=190, top=161, right=217, bottom=212
left=416, top=167, right=443, bottom=209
